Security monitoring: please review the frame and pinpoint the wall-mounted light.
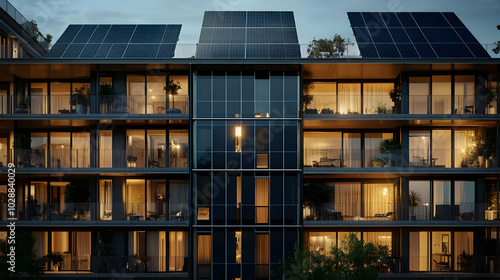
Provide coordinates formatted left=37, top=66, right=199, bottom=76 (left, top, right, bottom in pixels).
left=235, top=126, right=242, bottom=152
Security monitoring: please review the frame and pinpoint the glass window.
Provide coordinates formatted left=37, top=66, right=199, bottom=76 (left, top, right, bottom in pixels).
left=454, top=130, right=476, bottom=168
left=170, top=181, right=189, bottom=221
left=409, top=77, right=430, bottom=114
left=363, top=232, right=392, bottom=252
left=197, top=207, right=210, bottom=220
left=255, top=72, right=270, bottom=117
left=363, top=183, right=394, bottom=218
left=409, top=181, right=431, bottom=221
left=455, top=76, right=475, bottom=114
left=255, top=234, right=269, bottom=279
left=197, top=234, right=211, bottom=278
left=30, top=132, right=47, bottom=168
left=72, top=132, right=90, bottom=168
left=455, top=181, right=475, bottom=220
left=431, top=231, right=451, bottom=271
left=338, top=83, right=361, bottom=114
left=169, top=231, right=188, bottom=272
left=147, top=231, right=167, bottom=272
left=128, top=231, right=146, bottom=267
left=303, top=132, right=341, bottom=167
left=32, top=232, right=48, bottom=269
left=432, top=130, right=451, bottom=168
left=365, top=133, right=393, bottom=167
left=432, top=76, right=451, bottom=114
left=307, top=82, right=336, bottom=114
left=147, top=76, right=166, bottom=114
left=51, top=231, right=71, bottom=270
left=127, top=75, right=146, bottom=114
left=126, top=179, right=145, bottom=220
left=305, top=232, right=336, bottom=255
left=99, top=130, right=112, bottom=168
left=127, top=130, right=145, bottom=168
left=409, top=131, right=430, bottom=167
left=50, top=82, right=71, bottom=114
left=99, top=179, right=112, bottom=220
left=235, top=231, right=242, bottom=263
left=363, top=83, right=393, bottom=114
left=409, top=231, right=429, bottom=271
left=433, top=181, right=452, bottom=220
left=147, top=130, right=166, bottom=167
left=50, top=132, right=70, bottom=168
left=169, top=130, right=188, bottom=168
left=169, top=75, right=189, bottom=113
left=343, top=133, right=361, bottom=168
left=454, top=232, right=474, bottom=271
left=30, top=82, right=48, bottom=114
left=147, top=180, right=167, bottom=220
left=255, top=178, right=269, bottom=224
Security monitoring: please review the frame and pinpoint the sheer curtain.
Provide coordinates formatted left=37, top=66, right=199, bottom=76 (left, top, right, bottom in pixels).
left=72, top=132, right=90, bottom=168
left=309, top=82, right=336, bottom=113
left=364, top=133, right=393, bottom=166
left=409, top=77, right=430, bottom=114
left=409, top=131, right=430, bottom=166
left=128, top=75, right=146, bottom=114
left=432, top=130, right=451, bottom=167
left=334, top=183, right=361, bottom=218
left=364, top=184, right=394, bottom=217
left=169, top=231, right=187, bottom=271
left=99, top=131, right=112, bottom=168
left=455, top=181, right=475, bottom=217
left=76, top=232, right=91, bottom=270
left=455, top=76, right=475, bottom=113
left=99, top=180, right=112, bottom=220
left=363, top=83, right=393, bottom=114
left=305, top=232, right=336, bottom=255
left=52, top=231, right=70, bottom=270
left=338, top=83, right=361, bottom=114
left=343, top=133, right=361, bottom=167
left=454, top=232, right=474, bottom=270
left=433, top=181, right=451, bottom=219
left=454, top=130, right=475, bottom=167
left=50, top=132, right=70, bottom=168
left=255, top=178, right=269, bottom=224
left=409, top=231, right=429, bottom=271
left=170, top=181, right=189, bottom=220
left=30, top=83, right=48, bottom=114
left=50, top=82, right=71, bottom=114
left=197, top=235, right=211, bottom=264
left=432, top=76, right=452, bottom=114
left=147, top=231, right=166, bottom=272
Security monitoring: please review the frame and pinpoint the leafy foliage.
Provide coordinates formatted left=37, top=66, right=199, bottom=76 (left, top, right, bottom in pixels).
left=0, top=231, right=45, bottom=277
left=64, top=182, right=90, bottom=203
left=409, top=190, right=422, bottom=208
left=302, top=181, right=333, bottom=207
left=302, top=81, right=315, bottom=110
left=99, top=83, right=115, bottom=95
left=277, top=233, right=382, bottom=280
left=307, top=35, right=351, bottom=58
left=380, top=139, right=401, bottom=152
left=493, top=41, right=500, bottom=54
left=164, top=79, right=182, bottom=96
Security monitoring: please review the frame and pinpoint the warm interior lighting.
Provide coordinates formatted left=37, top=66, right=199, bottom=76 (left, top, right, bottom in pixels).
left=235, top=126, right=241, bottom=152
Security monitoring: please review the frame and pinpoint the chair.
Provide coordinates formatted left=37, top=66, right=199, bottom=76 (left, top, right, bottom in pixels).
left=464, top=106, right=474, bottom=114
left=433, top=259, right=449, bottom=271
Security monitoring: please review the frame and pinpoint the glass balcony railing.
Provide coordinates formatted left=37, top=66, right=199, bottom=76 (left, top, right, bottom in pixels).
left=303, top=202, right=400, bottom=221
left=23, top=203, right=90, bottom=221
left=304, top=94, right=397, bottom=115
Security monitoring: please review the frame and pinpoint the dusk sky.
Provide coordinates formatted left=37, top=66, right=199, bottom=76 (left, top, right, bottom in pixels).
left=9, top=0, right=500, bottom=46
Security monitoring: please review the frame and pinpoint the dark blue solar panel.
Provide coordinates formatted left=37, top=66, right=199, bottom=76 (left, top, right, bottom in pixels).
left=72, top=25, right=97, bottom=44
left=454, top=28, right=478, bottom=43
left=130, top=25, right=166, bottom=43
left=157, top=44, right=176, bottom=58
left=396, top=13, right=417, bottom=27
left=45, top=43, right=69, bottom=57
left=466, top=43, right=490, bottom=58
left=56, top=25, right=82, bottom=44
left=199, top=28, right=213, bottom=43
left=443, top=12, right=466, bottom=28
left=405, top=28, right=427, bottom=43
left=280, top=12, right=296, bottom=27
left=347, top=12, right=365, bottom=27
left=413, top=43, right=437, bottom=58
left=88, top=25, right=111, bottom=43
left=247, top=44, right=268, bottom=58
left=361, top=12, right=385, bottom=28
left=79, top=44, right=100, bottom=58
left=432, top=43, right=473, bottom=58
left=412, top=13, right=451, bottom=27
left=368, top=27, right=393, bottom=43
left=203, top=11, right=246, bottom=27
left=107, top=44, right=127, bottom=58
left=352, top=27, right=372, bottom=43
left=380, top=12, right=402, bottom=27
left=123, top=44, right=160, bottom=58
left=161, top=25, right=181, bottom=43
left=248, top=11, right=282, bottom=27
left=396, top=44, right=420, bottom=58
left=375, top=43, right=401, bottom=58
left=357, top=43, right=378, bottom=57
left=103, top=25, right=136, bottom=43
left=269, top=44, right=286, bottom=58
left=95, top=44, right=112, bottom=58
left=421, top=28, right=462, bottom=43
left=228, top=44, right=245, bottom=58
left=284, top=44, right=301, bottom=58
left=61, top=44, right=85, bottom=58
left=283, top=28, right=299, bottom=43
left=389, top=28, right=411, bottom=42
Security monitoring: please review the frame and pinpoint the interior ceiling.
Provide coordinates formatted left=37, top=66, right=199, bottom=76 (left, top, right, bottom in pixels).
left=303, top=119, right=498, bottom=130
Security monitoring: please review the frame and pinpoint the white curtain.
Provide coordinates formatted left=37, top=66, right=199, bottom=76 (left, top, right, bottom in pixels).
left=50, top=82, right=71, bottom=114
left=433, top=181, right=451, bottom=219
left=99, top=180, right=112, bottom=220
left=99, top=131, right=112, bottom=168
left=72, top=132, right=90, bottom=168
left=30, top=83, right=48, bottom=114
left=454, top=130, right=475, bottom=167
left=364, top=184, right=394, bottom=217
left=334, top=183, right=361, bottom=218
left=147, top=231, right=166, bottom=272
left=455, top=76, right=475, bottom=113
left=76, top=232, right=91, bottom=270
left=454, top=232, right=474, bottom=270
left=432, top=76, right=452, bottom=114
left=409, top=231, right=429, bottom=271
left=170, top=181, right=189, bottom=220
left=363, top=83, right=393, bottom=114
left=455, top=181, right=475, bottom=215
left=306, top=232, right=336, bottom=255
left=432, top=130, right=451, bottom=167
left=169, top=231, right=187, bottom=271
left=255, top=178, right=269, bottom=224
left=409, top=77, right=430, bottom=114
left=338, top=83, right=361, bottom=114
left=343, top=133, right=361, bottom=167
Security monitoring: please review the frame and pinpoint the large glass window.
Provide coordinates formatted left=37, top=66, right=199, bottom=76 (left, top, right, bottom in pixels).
left=168, top=75, right=189, bottom=114
left=255, top=234, right=269, bottom=279
left=433, top=181, right=452, bottom=220
left=306, top=82, right=336, bottom=114
left=455, top=130, right=476, bottom=168
left=409, top=181, right=431, bottom=221
left=255, top=178, right=269, bottom=224
left=363, top=183, right=395, bottom=217
left=147, top=231, right=167, bottom=272
left=431, top=231, right=451, bottom=271
left=50, top=82, right=72, bottom=114
left=365, top=133, right=394, bottom=167
left=169, top=181, right=189, bottom=221
left=29, top=83, right=47, bottom=114
left=169, top=130, right=188, bottom=167
left=454, top=232, right=474, bottom=271
left=432, top=130, right=451, bottom=168
left=51, top=231, right=91, bottom=271
left=169, top=231, right=188, bottom=272
left=128, top=75, right=146, bottom=114
left=99, top=179, right=112, bottom=220
left=147, top=76, right=167, bottom=114
left=147, top=130, right=166, bottom=167
left=304, top=132, right=341, bottom=167
left=343, top=133, right=361, bottom=167
left=409, top=77, right=430, bottom=114
left=255, top=72, right=270, bottom=117
left=363, top=83, right=393, bottom=114
left=30, top=132, right=47, bottom=168
left=127, top=130, right=145, bottom=168
left=197, top=234, right=211, bottom=278
left=72, top=132, right=90, bottom=168
left=338, top=83, right=361, bottom=114
left=455, top=76, right=475, bottom=114
left=455, top=181, right=475, bottom=220
left=99, top=130, right=112, bottom=168
left=125, top=179, right=146, bottom=220
left=49, top=132, right=70, bottom=168
left=432, top=76, right=452, bottom=114
left=409, top=231, right=429, bottom=271
left=409, top=131, right=430, bottom=167
left=147, top=180, right=167, bottom=220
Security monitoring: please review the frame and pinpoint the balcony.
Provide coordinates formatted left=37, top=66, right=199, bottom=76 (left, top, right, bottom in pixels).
left=304, top=93, right=399, bottom=117
left=303, top=202, right=400, bottom=222
left=99, top=95, right=188, bottom=115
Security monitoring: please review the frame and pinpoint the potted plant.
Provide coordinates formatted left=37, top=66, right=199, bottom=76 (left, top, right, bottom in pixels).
left=99, top=83, right=115, bottom=113
left=376, top=104, right=390, bottom=114
left=15, top=97, right=29, bottom=114
left=371, top=158, right=386, bottom=167
left=14, top=133, right=32, bottom=167
left=164, top=79, right=182, bottom=113
left=45, top=252, right=64, bottom=271
left=486, top=87, right=497, bottom=114
left=409, top=190, right=422, bottom=221
left=302, top=81, right=315, bottom=113
left=132, top=254, right=150, bottom=272
left=97, top=238, right=115, bottom=273
left=64, top=182, right=91, bottom=220
left=389, top=86, right=401, bottom=114
left=302, top=181, right=333, bottom=220
left=71, top=85, right=90, bottom=114
left=484, top=133, right=497, bottom=167
left=458, top=250, right=474, bottom=272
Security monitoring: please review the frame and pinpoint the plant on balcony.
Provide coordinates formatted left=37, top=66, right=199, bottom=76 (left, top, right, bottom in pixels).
left=14, top=133, right=32, bottom=167
left=164, top=79, right=182, bottom=113
left=71, top=84, right=90, bottom=114
left=389, top=86, right=401, bottom=114
left=0, top=232, right=45, bottom=276
left=409, top=190, right=422, bottom=220
left=64, top=182, right=91, bottom=219
left=303, top=181, right=333, bottom=220
left=371, top=158, right=386, bottom=167
left=45, top=252, right=64, bottom=271
left=380, top=139, right=401, bottom=154
left=99, top=83, right=115, bottom=113
left=132, top=254, right=150, bottom=272
left=458, top=251, right=474, bottom=272
left=376, top=104, right=390, bottom=114
left=302, top=81, right=314, bottom=112
left=486, top=87, right=497, bottom=112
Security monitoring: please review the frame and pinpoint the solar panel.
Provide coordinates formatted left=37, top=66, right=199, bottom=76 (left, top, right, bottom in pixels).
left=347, top=12, right=490, bottom=59
left=46, top=24, right=181, bottom=58
left=196, top=11, right=300, bottom=58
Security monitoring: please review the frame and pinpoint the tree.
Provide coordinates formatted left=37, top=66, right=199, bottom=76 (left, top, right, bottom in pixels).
left=278, top=233, right=382, bottom=280
left=302, top=81, right=315, bottom=111
left=0, top=231, right=45, bottom=278
left=302, top=181, right=333, bottom=220
left=493, top=41, right=500, bottom=54
left=307, top=34, right=351, bottom=58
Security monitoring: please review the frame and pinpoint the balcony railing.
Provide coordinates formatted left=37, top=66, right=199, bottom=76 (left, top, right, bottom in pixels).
left=100, top=95, right=188, bottom=115
left=304, top=203, right=400, bottom=221
left=304, top=94, right=397, bottom=115
left=23, top=203, right=90, bottom=221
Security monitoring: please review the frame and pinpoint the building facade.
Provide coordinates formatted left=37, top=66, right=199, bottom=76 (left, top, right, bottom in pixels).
left=0, top=5, right=499, bottom=280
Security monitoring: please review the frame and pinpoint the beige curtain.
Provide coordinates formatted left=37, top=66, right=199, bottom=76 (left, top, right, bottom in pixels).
left=455, top=76, right=475, bottom=113
left=72, top=132, right=90, bottom=168
left=409, top=231, right=429, bottom=271
left=363, top=83, right=393, bottom=114
left=309, top=82, right=336, bottom=112
left=364, top=184, right=394, bottom=217
left=50, top=132, right=70, bottom=168
left=432, top=76, right=452, bottom=114
left=169, top=231, right=187, bottom=271
left=255, top=234, right=269, bottom=264
left=99, top=131, right=112, bottom=168
left=432, top=130, right=451, bottom=167
left=343, top=133, right=361, bottom=167
left=52, top=231, right=71, bottom=270
left=76, top=232, right=91, bottom=270
left=363, top=232, right=392, bottom=251
left=454, top=130, right=475, bottom=167
left=30, top=83, right=48, bottom=114
left=255, top=178, right=269, bottom=223
left=338, top=83, right=361, bottom=114
left=128, top=75, right=146, bottom=114
left=306, top=232, right=336, bottom=255
left=99, top=180, right=112, bottom=220
left=409, top=77, right=430, bottom=114
left=50, top=82, right=71, bottom=114
left=334, top=183, right=361, bottom=217
left=454, top=231, right=474, bottom=270
left=197, top=235, right=211, bottom=264
left=147, top=231, right=166, bottom=272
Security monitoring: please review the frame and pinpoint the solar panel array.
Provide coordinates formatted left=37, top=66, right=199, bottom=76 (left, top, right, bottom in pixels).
left=45, top=24, right=181, bottom=58
left=196, top=11, right=301, bottom=59
left=347, top=12, right=490, bottom=59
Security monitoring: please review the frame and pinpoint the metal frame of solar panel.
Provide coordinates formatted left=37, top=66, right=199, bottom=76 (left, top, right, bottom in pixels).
left=347, top=12, right=490, bottom=59
left=45, top=24, right=181, bottom=59
left=196, top=11, right=300, bottom=59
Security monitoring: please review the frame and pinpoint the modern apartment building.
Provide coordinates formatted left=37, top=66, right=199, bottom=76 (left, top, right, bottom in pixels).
left=0, top=2, right=499, bottom=279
